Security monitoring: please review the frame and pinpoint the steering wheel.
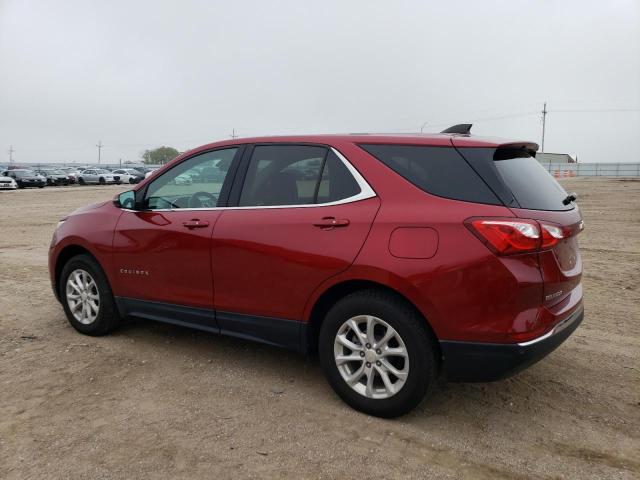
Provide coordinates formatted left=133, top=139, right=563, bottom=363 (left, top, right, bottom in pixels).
left=188, top=191, right=218, bottom=208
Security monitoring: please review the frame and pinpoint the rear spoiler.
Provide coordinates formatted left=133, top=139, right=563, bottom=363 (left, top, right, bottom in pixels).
left=496, top=142, right=540, bottom=157
left=449, top=132, right=539, bottom=156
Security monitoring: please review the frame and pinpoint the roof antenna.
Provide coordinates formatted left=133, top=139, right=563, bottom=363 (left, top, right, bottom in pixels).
left=440, top=124, right=473, bottom=135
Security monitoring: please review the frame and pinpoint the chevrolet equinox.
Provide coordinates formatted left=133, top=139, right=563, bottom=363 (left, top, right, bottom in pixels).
left=49, top=126, right=584, bottom=417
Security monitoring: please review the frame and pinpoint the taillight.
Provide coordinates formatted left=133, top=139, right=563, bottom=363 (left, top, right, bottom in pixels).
left=465, top=218, right=572, bottom=255
left=540, top=223, right=563, bottom=249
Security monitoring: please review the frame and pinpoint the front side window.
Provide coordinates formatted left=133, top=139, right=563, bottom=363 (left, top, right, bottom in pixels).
left=144, top=148, right=238, bottom=209
left=239, top=145, right=361, bottom=207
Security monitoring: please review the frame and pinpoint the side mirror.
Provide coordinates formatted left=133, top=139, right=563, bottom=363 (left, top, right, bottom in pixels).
left=114, top=190, right=136, bottom=210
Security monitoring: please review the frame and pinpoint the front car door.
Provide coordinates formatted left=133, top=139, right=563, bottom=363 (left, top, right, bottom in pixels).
left=111, top=147, right=242, bottom=327
left=212, top=144, right=380, bottom=349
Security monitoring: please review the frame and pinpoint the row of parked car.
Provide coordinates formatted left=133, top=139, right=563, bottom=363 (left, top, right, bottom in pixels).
left=0, top=166, right=160, bottom=190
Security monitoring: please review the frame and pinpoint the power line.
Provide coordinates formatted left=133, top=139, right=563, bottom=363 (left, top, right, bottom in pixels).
left=549, top=108, right=640, bottom=113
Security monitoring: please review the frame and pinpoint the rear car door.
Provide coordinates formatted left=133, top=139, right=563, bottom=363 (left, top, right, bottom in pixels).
left=211, top=144, right=380, bottom=348
left=111, top=147, right=242, bottom=327
left=83, top=170, right=96, bottom=183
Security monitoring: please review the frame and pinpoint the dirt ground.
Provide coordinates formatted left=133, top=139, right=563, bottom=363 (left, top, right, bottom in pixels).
left=0, top=178, right=638, bottom=479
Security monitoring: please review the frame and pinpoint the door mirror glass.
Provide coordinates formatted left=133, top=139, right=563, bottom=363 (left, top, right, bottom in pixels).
left=116, top=190, right=136, bottom=210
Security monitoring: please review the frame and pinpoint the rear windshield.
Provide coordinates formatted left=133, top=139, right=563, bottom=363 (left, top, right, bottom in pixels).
left=492, top=149, right=572, bottom=211
left=359, top=144, right=501, bottom=205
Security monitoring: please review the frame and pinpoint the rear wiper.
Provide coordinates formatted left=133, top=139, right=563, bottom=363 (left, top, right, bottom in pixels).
left=562, top=192, right=578, bottom=205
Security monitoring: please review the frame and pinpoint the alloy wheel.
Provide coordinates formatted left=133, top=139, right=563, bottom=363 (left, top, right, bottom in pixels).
left=65, top=269, right=100, bottom=325
left=333, top=315, right=409, bottom=399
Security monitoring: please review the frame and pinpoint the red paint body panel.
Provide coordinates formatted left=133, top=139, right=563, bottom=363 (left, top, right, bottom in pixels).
left=509, top=207, right=583, bottom=312
left=212, top=198, right=380, bottom=319
left=388, top=227, right=439, bottom=259
left=111, top=210, right=222, bottom=308
left=48, top=201, right=123, bottom=292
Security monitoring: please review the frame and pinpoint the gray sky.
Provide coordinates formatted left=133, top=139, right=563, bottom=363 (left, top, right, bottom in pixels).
left=1, top=0, right=638, bottom=165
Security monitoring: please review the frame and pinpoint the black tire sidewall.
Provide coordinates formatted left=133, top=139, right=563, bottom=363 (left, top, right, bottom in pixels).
left=59, top=254, right=118, bottom=336
left=319, top=291, right=437, bottom=418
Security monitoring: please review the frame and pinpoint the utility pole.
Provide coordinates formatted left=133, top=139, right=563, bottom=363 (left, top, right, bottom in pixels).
left=230, top=129, right=238, bottom=139
left=8, top=145, right=14, bottom=164
left=541, top=102, right=548, bottom=153
left=96, top=140, right=103, bottom=164
left=420, top=121, right=428, bottom=134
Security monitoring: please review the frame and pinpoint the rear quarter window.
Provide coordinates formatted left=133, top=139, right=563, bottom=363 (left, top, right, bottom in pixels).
left=359, top=144, right=501, bottom=205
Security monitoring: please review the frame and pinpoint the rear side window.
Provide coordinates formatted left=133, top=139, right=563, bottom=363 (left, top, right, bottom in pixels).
left=316, top=150, right=361, bottom=203
left=359, top=144, right=500, bottom=205
left=239, top=145, right=361, bottom=206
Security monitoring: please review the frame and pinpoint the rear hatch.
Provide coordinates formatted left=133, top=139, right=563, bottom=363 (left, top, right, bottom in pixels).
left=454, top=141, right=583, bottom=309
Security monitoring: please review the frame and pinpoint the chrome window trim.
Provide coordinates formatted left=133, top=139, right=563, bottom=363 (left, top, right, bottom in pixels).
left=136, top=147, right=377, bottom=212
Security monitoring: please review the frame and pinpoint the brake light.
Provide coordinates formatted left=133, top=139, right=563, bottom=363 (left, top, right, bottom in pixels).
left=465, top=218, right=571, bottom=255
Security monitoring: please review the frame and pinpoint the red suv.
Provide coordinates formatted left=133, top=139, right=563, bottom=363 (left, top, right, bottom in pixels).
left=49, top=127, right=583, bottom=417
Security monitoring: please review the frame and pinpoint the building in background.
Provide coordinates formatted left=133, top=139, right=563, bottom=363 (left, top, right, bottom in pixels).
left=536, top=152, right=577, bottom=163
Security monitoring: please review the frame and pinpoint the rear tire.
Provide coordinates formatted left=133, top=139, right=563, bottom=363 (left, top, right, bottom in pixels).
left=59, top=254, right=121, bottom=336
left=78, top=177, right=85, bottom=185
left=319, top=290, right=438, bottom=418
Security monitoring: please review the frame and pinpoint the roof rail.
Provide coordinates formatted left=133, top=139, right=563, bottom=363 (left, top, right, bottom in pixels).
left=440, top=124, right=473, bottom=135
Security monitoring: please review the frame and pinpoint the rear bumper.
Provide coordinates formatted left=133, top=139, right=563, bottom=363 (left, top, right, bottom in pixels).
left=440, top=305, right=584, bottom=382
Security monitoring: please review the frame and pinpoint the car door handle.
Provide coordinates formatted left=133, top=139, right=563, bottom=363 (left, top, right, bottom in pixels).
left=313, top=217, right=350, bottom=229
left=182, top=219, right=209, bottom=229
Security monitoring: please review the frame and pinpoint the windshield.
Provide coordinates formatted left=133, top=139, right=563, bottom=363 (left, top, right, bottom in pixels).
left=14, top=170, right=36, bottom=177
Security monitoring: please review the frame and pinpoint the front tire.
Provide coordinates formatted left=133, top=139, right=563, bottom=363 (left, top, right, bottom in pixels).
left=99, top=177, right=106, bottom=185
left=59, top=254, right=121, bottom=336
left=319, top=290, right=439, bottom=418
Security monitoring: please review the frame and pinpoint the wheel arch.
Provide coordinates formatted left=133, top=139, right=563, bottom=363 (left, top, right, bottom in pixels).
left=54, top=244, right=100, bottom=299
left=304, top=279, right=440, bottom=356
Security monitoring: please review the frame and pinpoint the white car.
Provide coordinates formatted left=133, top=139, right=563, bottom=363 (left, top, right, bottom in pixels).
left=144, top=168, right=160, bottom=179
left=174, top=173, right=193, bottom=185
left=77, top=168, right=121, bottom=185
left=111, top=168, right=144, bottom=184
left=0, top=173, right=18, bottom=190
